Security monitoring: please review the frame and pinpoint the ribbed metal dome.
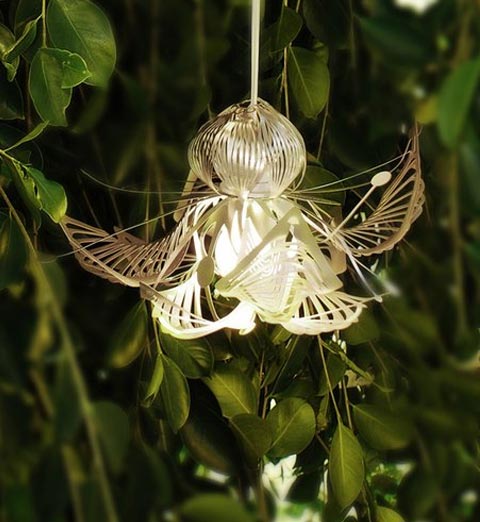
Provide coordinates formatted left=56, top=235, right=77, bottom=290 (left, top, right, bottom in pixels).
left=188, top=99, right=306, bottom=198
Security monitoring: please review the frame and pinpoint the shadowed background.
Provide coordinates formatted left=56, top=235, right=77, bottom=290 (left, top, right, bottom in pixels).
left=0, top=0, right=479, bottom=521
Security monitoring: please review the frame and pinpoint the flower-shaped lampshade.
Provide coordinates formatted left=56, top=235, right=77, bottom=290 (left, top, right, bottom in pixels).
left=61, top=99, right=424, bottom=339
left=188, top=100, right=306, bottom=198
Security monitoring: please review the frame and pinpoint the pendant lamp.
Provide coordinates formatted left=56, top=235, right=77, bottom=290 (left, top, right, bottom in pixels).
left=61, top=0, right=424, bottom=339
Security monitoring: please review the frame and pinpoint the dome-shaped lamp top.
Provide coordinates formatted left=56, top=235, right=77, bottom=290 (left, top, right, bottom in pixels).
left=188, top=99, right=306, bottom=198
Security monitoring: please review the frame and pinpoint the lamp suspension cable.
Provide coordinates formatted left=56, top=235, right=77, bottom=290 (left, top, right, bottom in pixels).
left=250, top=0, right=261, bottom=105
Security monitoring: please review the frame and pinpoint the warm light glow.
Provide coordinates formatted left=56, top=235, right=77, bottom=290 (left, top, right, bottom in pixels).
left=61, top=101, right=424, bottom=339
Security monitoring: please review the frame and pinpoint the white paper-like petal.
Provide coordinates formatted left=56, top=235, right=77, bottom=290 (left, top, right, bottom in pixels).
left=143, top=278, right=256, bottom=339
left=281, top=290, right=367, bottom=335
left=214, top=201, right=356, bottom=329
left=60, top=196, right=225, bottom=287
left=304, top=130, right=424, bottom=257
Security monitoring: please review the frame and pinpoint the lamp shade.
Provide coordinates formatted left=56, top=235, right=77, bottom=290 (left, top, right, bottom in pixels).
left=61, top=101, right=424, bottom=339
left=188, top=99, right=306, bottom=198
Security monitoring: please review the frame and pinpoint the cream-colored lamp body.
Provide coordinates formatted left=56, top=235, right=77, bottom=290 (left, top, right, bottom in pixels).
left=61, top=100, right=424, bottom=339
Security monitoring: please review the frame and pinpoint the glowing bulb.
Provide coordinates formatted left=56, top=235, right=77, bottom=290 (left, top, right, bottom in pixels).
left=215, top=225, right=240, bottom=276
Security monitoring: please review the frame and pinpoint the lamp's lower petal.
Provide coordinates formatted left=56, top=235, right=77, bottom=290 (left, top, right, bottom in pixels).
left=280, top=291, right=369, bottom=335
left=141, top=279, right=256, bottom=339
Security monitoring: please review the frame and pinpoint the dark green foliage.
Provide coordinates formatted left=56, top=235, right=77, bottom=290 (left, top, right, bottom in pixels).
left=1, top=1, right=480, bottom=521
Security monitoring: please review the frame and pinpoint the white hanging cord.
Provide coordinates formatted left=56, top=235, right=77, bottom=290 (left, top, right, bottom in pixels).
left=250, top=0, right=261, bottom=105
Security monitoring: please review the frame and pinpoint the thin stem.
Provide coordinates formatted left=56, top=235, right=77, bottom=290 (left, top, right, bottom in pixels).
left=448, top=153, right=468, bottom=335
left=195, top=0, right=213, bottom=119
left=62, top=446, right=87, bottom=522
left=281, top=0, right=291, bottom=118
left=316, top=97, right=329, bottom=160
left=348, top=0, right=357, bottom=71
left=30, top=368, right=86, bottom=522
left=342, top=378, right=354, bottom=430
left=77, top=87, right=123, bottom=228
left=145, top=124, right=166, bottom=232
left=318, top=336, right=342, bottom=422
left=42, top=0, right=47, bottom=47
left=256, top=466, right=269, bottom=522
left=152, top=316, right=163, bottom=354
left=0, top=148, right=16, bottom=163
left=314, top=433, right=330, bottom=455
left=282, top=47, right=290, bottom=119
left=0, top=185, right=119, bottom=522
left=250, top=0, right=261, bottom=105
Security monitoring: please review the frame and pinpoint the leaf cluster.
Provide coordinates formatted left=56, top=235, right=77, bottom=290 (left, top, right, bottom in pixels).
left=1, top=1, right=480, bottom=522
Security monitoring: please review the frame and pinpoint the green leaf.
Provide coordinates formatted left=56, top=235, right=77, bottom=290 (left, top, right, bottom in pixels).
left=302, top=166, right=344, bottom=205
left=15, top=0, right=42, bottom=30
left=0, top=24, right=20, bottom=81
left=3, top=484, right=37, bottom=522
left=302, top=0, right=349, bottom=48
left=43, top=260, right=68, bottom=306
left=59, top=52, right=91, bottom=88
left=47, top=0, right=116, bottom=87
left=8, top=160, right=41, bottom=224
left=274, top=335, right=311, bottom=391
left=0, top=69, right=24, bottom=120
left=266, top=398, right=316, bottom=458
left=460, top=125, right=480, bottom=213
left=329, top=423, right=364, bottom=509
left=353, top=404, right=413, bottom=451
left=29, top=48, right=90, bottom=125
left=108, top=301, right=148, bottom=368
left=0, top=212, right=27, bottom=290
left=268, top=6, right=302, bottom=52
left=230, top=414, right=273, bottom=463
left=359, top=17, right=431, bottom=66
left=71, top=87, right=108, bottom=133
left=295, top=437, right=329, bottom=474
left=24, top=166, right=68, bottom=222
left=3, top=17, right=39, bottom=63
left=179, top=494, right=254, bottom=522
left=204, top=365, right=257, bottom=418
left=438, top=59, right=480, bottom=148
left=160, top=354, right=190, bottom=432
left=287, top=471, right=322, bottom=504
left=29, top=48, right=72, bottom=126
left=93, top=401, right=130, bottom=474
left=376, top=506, right=405, bottom=522
left=415, top=95, right=437, bottom=125
left=275, top=377, right=314, bottom=400
left=180, top=391, right=239, bottom=474
left=302, top=0, right=324, bottom=40
left=343, top=309, right=380, bottom=345
left=0, top=122, right=43, bottom=166
left=53, top=358, right=81, bottom=442
left=142, top=354, right=164, bottom=406
left=288, top=46, right=330, bottom=118
left=318, top=353, right=346, bottom=396
left=4, top=121, right=48, bottom=151
left=397, top=469, right=438, bottom=519
left=161, top=332, right=213, bottom=378
left=316, top=394, right=329, bottom=430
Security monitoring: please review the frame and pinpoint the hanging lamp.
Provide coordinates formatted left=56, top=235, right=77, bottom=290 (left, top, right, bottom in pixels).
left=61, top=0, right=424, bottom=339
